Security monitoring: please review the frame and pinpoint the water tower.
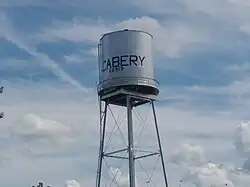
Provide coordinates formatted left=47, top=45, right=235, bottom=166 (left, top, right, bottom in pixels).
left=96, top=29, right=169, bottom=187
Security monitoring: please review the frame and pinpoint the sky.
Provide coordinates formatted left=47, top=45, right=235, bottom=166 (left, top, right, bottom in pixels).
left=1, top=0, right=250, bottom=186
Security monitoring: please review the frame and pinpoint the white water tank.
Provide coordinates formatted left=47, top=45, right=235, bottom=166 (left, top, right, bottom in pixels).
left=97, top=29, right=159, bottom=96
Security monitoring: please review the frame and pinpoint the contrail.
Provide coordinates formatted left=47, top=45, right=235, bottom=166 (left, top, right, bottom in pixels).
left=0, top=13, right=88, bottom=92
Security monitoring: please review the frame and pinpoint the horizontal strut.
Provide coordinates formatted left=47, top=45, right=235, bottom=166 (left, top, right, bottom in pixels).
left=135, top=152, right=159, bottom=160
left=103, top=148, right=128, bottom=156
left=104, top=155, right=128, bottom=159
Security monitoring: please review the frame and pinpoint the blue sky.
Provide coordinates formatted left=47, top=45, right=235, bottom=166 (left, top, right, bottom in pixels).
left=1, top=0, right=250, bottom=187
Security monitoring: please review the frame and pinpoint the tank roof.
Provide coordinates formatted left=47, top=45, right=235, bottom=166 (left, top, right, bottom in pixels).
left=100, top=29, right=153, bottom=40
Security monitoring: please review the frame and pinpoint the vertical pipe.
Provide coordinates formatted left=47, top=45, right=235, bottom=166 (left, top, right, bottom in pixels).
left=151, top=101, right=169, bottom=187
left=127, top=96, right=136, bottom=187
left=97, top=101, right=108, bottom=187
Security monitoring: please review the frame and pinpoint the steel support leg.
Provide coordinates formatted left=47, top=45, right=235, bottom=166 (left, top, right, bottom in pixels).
left=96, top=100, right=108, bottom=187
left=151, top=101, right=169, bottom=187
left=127, top=96, right=136, bottom=187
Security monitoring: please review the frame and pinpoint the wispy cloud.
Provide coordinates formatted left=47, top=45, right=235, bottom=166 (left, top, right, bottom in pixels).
left=63, top=49, right=97, bottom=64
left=36, top=18, right=110, bottom=44
left=35, top=16, right=212, bottom=58
left=0, top=13, right=88, bottom=92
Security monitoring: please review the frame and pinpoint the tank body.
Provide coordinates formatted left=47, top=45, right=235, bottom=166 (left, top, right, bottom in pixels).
left=98, top=29, right=159, bottom=96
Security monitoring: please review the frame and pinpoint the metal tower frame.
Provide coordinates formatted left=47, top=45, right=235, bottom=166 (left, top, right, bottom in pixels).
left=96, top=88, right=169, bottom=187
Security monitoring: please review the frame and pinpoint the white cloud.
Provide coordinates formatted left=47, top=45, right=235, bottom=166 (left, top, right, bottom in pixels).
left=168, top=121, right=250, bottom=187
left=65, top=180, right=80, bottom=187
left=181, top=161, right=250, bottom=187
left=158, top=77, right=250, bottom=119
left=127, top=0, right=250, bottom=39
left=0, top=79, right=249, bottom=186
left=127, top=0, right=250, bottom=22
left=10, top=113, right=74, bottom=144
left=0, top=80, right=230, bottom=186
left=182, top=0, right=250, bottom=27
left=184, top=162, right=234, bottom=187
left=0, top=81, right=98, bottom=186
left=36, top=16, right=212, bottom=58
left=170, top=143, right=205, bottom=166
left=116, top=17, right=210, bottom=58
left=234, top=121, right=250, bottom=157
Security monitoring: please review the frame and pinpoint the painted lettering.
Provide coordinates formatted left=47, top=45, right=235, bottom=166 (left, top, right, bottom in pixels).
left=139, top=56, right=145, bottom=66
left=121, top=55, right=128, bottom=67
left=106, top=59, right=111, bottom=69
left=112, top=56, right=119, bottom=67
left=101, top=54, right=145, bottom=73
left=129, top=55, right=138, bottom=66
